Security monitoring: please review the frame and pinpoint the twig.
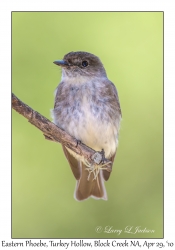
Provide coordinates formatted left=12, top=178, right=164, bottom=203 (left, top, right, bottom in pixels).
left=12, top=93, right=111, bottom=167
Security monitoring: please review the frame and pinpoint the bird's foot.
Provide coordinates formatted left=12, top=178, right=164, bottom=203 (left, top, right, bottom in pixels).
left=75, top=139, right=81, bottom=147
left=100, top=148, right=106, bottom=164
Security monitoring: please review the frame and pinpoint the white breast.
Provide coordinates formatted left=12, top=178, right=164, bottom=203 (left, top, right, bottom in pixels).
left=53, top=76, right=120, bottom=159
left=65, top=94, right=118, bottom=158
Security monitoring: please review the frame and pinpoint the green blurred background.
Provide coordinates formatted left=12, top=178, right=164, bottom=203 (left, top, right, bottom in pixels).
left=12, top=12, right=163, bottom=238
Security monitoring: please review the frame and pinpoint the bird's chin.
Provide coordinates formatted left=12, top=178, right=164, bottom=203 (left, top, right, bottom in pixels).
left=61, top=69, right=88, bottom=82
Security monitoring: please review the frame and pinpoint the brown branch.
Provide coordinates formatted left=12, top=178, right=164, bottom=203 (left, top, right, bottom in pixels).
left=12, top=93, right=111, bottom=169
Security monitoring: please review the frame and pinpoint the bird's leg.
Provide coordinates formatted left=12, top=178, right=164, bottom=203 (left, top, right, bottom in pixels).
left=100, top=148, right=106, bottom=164
left=75, top=139, right=81, bottom=147
left=99, top=148, right=112, bottom=171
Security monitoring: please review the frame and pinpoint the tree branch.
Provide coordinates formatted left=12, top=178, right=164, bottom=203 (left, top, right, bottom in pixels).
left=12, top=93, right=111, bottom=169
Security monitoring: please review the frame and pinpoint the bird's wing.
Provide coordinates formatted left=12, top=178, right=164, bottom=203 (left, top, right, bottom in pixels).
left=109, top=81, right=122, bottom=117
left=62, top=145, right=81, bottom=180
left=102, top=152, right=116, bottom=181
left=102, top=80, right=121, bottom=181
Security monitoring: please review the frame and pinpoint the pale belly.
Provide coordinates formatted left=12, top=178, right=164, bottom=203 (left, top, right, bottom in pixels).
left=68, top=115, right=118, bottom=158
left=53, top=82, right=120, bottom=159
left=54, top=101, right=119, bottom=158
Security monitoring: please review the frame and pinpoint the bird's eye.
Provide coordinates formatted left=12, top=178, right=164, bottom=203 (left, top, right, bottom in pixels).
left=82, top=61, right=88, bottom=67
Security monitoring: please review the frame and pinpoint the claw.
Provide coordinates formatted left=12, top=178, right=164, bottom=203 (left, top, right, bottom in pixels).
left=75, top=139, right=81, bottom=147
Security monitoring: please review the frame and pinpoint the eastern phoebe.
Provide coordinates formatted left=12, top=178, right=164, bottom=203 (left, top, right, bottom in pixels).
left=52, top=51, right=121, bottom=201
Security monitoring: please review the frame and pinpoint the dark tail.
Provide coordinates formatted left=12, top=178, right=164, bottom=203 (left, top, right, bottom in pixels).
left=74, top=162, right=107, bottom=201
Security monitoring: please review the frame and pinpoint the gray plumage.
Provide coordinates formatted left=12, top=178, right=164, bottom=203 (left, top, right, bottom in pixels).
left=52, top=51, right=121, bottom=201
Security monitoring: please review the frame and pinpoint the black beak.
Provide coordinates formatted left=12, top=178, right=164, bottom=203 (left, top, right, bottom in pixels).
left=53, top=60, right=69, bottom=66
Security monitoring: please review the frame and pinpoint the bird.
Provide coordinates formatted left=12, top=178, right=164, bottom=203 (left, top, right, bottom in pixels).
left=52, top=51, right=122, bottom=201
